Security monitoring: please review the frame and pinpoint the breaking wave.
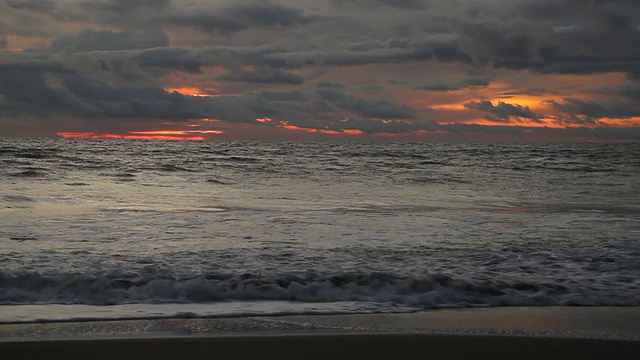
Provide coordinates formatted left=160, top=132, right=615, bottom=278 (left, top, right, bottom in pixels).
left=1, top=271, right=637, bottom=308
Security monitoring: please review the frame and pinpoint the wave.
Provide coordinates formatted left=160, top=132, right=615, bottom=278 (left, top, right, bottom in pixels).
left=9, top=168, right=49, bottom=178
left=158, top=164, right=196, bottom=172
left=1, top=271, right=637, bottom=308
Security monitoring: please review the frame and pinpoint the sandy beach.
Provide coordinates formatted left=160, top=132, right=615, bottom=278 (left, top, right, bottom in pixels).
left=1, top=307, right=639, bottom=359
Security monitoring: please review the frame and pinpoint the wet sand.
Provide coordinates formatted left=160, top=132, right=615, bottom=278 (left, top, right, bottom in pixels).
left=1, top=307, right=639, bottom=359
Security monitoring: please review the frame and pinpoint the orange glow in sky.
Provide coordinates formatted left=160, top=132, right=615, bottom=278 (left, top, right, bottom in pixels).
left=130, top=130, right=223, bottom=135
left=439, top=116, right=594, bottom=129
left=163, top=87, right=216, bottom=97
left=56, top=129, right=223, bottom=141
left=429, top=95, right=566, bottom=112
left=279, top=121, right=365, bottom=135
left=442, top=115, right=640, bottom=129
left=596, top=117, right=640, bottom=127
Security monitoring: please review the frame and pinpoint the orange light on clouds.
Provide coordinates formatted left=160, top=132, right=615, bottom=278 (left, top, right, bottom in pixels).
left=439, top=117, right=578, bottom=129
left=343, top=129, right=364, bottom=135
left=57, top=132, right=95, bottom=138
left=429, top=95, right=566, bottom=112
left=278, top=121, right=359, bottom=135
left=57, top=129, right=223, bottom=141
left=597, top=117, right=640, bottom=127
left=443, top=115, right=640, bottom=129
left=164, top=87, right=216, bottom=97
left=130, top=130, right=223, bottom=135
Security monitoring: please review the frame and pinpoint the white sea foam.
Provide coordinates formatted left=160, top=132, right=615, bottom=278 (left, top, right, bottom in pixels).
left=0, top=301, right=416, bottom=324
left=0, top=271, right=638, bottom=309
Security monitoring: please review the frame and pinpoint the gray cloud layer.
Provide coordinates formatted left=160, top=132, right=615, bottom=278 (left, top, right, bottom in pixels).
left=464, top=100, right=541, bottom=123
left=1, top=0, right=640, bottom=139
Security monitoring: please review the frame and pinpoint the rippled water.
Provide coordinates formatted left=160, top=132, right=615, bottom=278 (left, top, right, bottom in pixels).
left=1, top=139, right=639, bottom=321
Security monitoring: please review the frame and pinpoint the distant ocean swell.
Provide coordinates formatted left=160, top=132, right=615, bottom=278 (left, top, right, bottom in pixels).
left=1, top=271, right=638, bottom=308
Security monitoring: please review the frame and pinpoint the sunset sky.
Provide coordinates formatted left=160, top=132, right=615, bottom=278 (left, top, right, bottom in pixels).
left=1, top=0, right=640, bottom=141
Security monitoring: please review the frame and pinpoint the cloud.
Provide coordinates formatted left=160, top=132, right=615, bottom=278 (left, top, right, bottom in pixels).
left=547, top=98, right=640, bottom=121
left=487, top=4, right=640, bottom=76
left=74, top=37, right=468, bottom=82
left=216, top=68, right=305, bottom=85
left=597, top=81, right=640, bottom=100
left=2, top=0, right=640, bottom=141
left=52, top=29, right=170, bottom=52
left=48, top=1, right=313, bottom=36
left=315, top=82, right=416, bottom=119
left=464, top=100, right=541, bottom=123
left=458, top=19, right=540, bottom=62
left=0, top=51, right=417, bottom=130
left=332, top=0, right=429, bottom=10
left=6, top=0, right=56, bottom=12
left=264, top=35, right=470, bottom=69
left=390, top=77, right=490, bottom=91
left=165, top=2, right=313, bottom=35
left=51, top=0, right=171, bottom=24
left=0, top=63, right=200, bottom=120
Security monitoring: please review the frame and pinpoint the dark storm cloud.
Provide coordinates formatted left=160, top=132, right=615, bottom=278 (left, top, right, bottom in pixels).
left=598, top=81, right=640, bottom=100
left=0, top=51, right=74, bottom=75
left=315, top=82, right=416, bottom=119
left=53, top=0, right=170, bottom=24
left=458, top=19, right=539, bottom=61
left=390, top=77, right=490, bottom=91
left=49, top=1, right=313, bottom=36
left=0, top=50, right=203, bottom=119
left=193, top=85, right=421, bottom=132
left=52, top=29, right=169, bottom=52
left=0, top=67, right=83, bottom=116
left=266, top=36, right=470, bottom=69
left=477, top=2, right=640, bottom=76
left=547, top=98, right=640, bottom=121
left=216, top=68, right=305, bottom=85
left=332, top=0, right=429, bottom=10
left=103, top=45, right=289, bottom=74
left=89, top=0, right=171, bottom=12
left=76, top=36, right=467, bottom=80
left=464, top=100, right=540, bottom=123
left=165, top=3, right=313, bottom=35
left=495, top=59, right=640, bottom=77
left=2, top=0, right=640, bottom=141
left=62, top=76, right=203, bottom=119
left=0, top=63, right=201, bottom=120
left=6, top=0, right=55, bottom=12
left=0, top=51, right=417, bottom=129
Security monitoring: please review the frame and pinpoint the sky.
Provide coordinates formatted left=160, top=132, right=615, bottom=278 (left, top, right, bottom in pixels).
left=1, top=0, right=640, bottom=141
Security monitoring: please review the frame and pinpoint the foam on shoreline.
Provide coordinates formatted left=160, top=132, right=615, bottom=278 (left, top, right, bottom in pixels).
left=1, top=307, right=638, bottom=359
left=1, top=307, right=639, bottom=341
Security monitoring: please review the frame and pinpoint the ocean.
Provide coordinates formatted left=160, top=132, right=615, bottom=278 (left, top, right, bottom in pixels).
left=1, top=139, right=639, bottom=323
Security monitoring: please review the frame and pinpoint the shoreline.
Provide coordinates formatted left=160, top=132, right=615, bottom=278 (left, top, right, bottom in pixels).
left=1, top=306, right=639, bottom=340
left=2, top=333, right=640, bottom=360
left=1, top=307, right=639, bottom=359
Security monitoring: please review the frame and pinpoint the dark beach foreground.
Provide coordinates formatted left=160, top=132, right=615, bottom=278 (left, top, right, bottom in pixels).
left=1, top=307, right=639, bottom=360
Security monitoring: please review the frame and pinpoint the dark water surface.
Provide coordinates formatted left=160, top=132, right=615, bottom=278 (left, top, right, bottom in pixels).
left=1, top=139, right=639, bottom=321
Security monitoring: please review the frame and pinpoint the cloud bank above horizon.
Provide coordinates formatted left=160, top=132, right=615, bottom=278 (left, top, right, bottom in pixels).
left=1, top=0, right=640, bottom=141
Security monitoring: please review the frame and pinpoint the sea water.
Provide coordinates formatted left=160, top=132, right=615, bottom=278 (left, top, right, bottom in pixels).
left=1, top=139, right=639, bottom=322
